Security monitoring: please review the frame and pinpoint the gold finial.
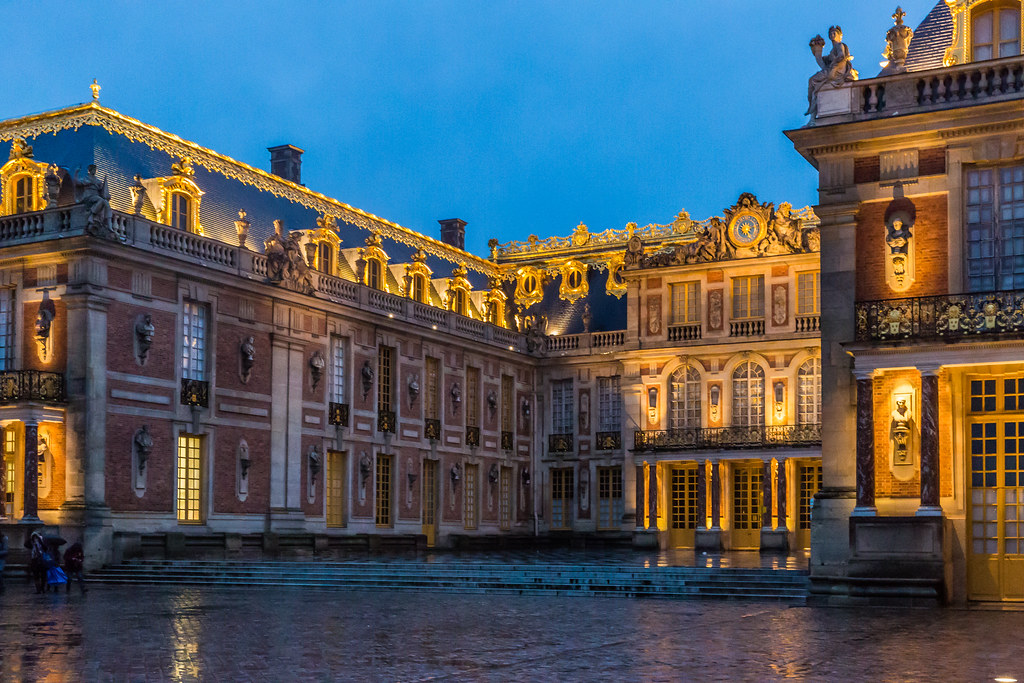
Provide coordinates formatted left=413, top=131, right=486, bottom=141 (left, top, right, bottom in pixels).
left=892, top=6, right=906, bottom=25
left=90, top=79, right=101, bottom=101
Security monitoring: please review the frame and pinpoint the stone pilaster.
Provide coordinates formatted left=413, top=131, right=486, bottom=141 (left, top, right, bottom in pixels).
left=697, top=459, right=707, bottom=530
left=21, top=421, right=39, bottom=522
left=635, top=464, right=645, bottom=530
left=776, top=458, right=788, bottom=531
left=853, top=374, right=877, bottom=515
left=647, top=462, right=658, bottom=531
left=918, top=368, right=941, bottom=515
left=761, top=459, right=773, bottom=529
left=711, top=460, right=721, bottom=530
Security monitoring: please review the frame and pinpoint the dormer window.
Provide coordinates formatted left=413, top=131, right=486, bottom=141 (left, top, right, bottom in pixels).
left=403, top=248, right=432, bottom=303
left=446, top=264, right=473, bottom=316
left=367, top=258, right=383, bottom=290
left=357, top=232, right=390, bottom=292
left=972, top=2, right=1021, bottom=61
left=141, top=157, right=203, bottom=234
left=318, top=242, right=334, bottom=275
left=1, top=138, right=49, bottom=216
left=14, top=175, right=34, bottom=213
left=411, top=274, right=427, bottom=303
left=453, top=288, right=468, bottom=316
left=170, top=192, right=192, bottom=231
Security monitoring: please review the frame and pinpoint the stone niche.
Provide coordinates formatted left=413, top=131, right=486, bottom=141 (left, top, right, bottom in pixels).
left=888, top=384, right=917, bottom=482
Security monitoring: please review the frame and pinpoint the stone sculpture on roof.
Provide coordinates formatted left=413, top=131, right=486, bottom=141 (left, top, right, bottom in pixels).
left=879, top=7, right=914, bottom=76
left=806, top=25, right=859, bottom=117
left=264, top=219, right=314, bottom=294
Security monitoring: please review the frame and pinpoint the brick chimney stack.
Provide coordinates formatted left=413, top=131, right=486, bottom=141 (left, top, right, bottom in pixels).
left=438, top=218, right=467, bottom=250
left=267, top=144, right=304, bottom=184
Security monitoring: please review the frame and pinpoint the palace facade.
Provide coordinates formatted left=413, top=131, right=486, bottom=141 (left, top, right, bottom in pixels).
left=788, top=0, right=1024, bottom=603
left=0, top=93, right=821, bottom=568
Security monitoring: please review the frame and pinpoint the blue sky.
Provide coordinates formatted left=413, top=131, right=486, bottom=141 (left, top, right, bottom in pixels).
left=1, top=1, right=939, bottom=256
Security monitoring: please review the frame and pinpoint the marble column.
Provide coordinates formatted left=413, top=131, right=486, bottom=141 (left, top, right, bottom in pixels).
left=711, top=461, right=721, bottom=529
left=0, top=453, right=7, bottom=520
left=918, top=368, right=942, bottom=515
left=775, top=458, right=788, bottom=532
left=635, top=464, right=646, bottom=530
left=696, top=460, right=707, bottom=530
left=853, top=374, right=877, bottom=515
left=761, top=459, right=773, bottom=529
left=648, top=462, right=659, bottom=531
left=21, top=421, right=39, bottom=522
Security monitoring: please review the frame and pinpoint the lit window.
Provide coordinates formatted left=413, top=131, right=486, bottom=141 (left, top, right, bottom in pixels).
left=425, top=357, right=440, bottom=421
left=176, top=434, right=203, bottom=524
left=411, top=274, right=427, bottom=303
left=366, top=258, right=383, bottom=290
left=0, top=288, right=14, bottom=370
left=13, top=176, right=33, bottom=213
left=466, top=367, right=480, bottom=428
left=181, top=301, right=207, bottom=382
left=797, top=272, right=820, bottom=315
left=732, top=275, right=765, bottom=320
left=318, top=242, right=334, bottom=275
left=452, top=288, right=468, bottom=315
left=670, top=282, right=700, bottom=324
left=551, top=378, right=574, bottom=434
left=170, top=192, right=192, bottom=231
left=378, top=346, right=394, bottom=413
left=375, top=454, right=392, bottom=527
left=597, top=376, right=622, bottom=432
left=966, top=165, right=1024, bottom=291
left=670, top=365, right=702, bottom=429
left=972, top=4, right=1021, bottom=61
left=797, top=359, right=822, bottom=425
left=330, top=336, right=346, bottom=404
left=732, top=361, right=765, bottom=426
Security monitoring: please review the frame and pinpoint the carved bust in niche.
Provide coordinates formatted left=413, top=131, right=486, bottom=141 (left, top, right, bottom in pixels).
left=884, top=195, right=916, bottom=293
left=889, top=392, right=917, bottom=481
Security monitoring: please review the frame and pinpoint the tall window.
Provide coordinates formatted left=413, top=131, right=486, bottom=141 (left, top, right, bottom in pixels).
left=551, top=468, right=574, bottom=530
left=466, top=366, right=480, bottom=428
left=597, top=466, right=623, bottom=530
left=597, top=376, right=622, bottom=432
left=318, top=242, right=334, bottom=275
left=425, top=357, right=440, bottom=420
left=326, top=450, right=346, bottom=528
left=732, top=275, right=765, bottom=320
left=499, top=467, right=512, bottom=531
left=732, top=362, right=765, bottom=426
left=330, top=336, right=346, bottom=404
left=501, top=374, right=514, bottom=434
left=670, top=281, right=700, bottom=324
left=452, top=288, right=468, bottom=316
left=797, top=358, right=822, bottom=425
left=797, top=272, right=820, bottom=315
left=464, top=463, right=478, bottom=530
left=0, top=288, right=14, bottom=370
left=170, top=192, right=192, bottom=232
left=411, top=274, right=428, bottom=303
left=551, top=378, right=574, bottom=434
left=670, top=365, right=702, bottom=429
left=366, top=258, right=383, bottom=290
left=176, top=434, right=203, bottom=524
left=966, top=165, right=1024, bottom=291
left=13, top=176, right=33, bottom=213
left=972, top=3, right=1021, bottom=61
left=378, top=346, right=394, bottom=413
left=182, top=301, right=207, bottom=381
left=375, top=454, right=392, bottom=527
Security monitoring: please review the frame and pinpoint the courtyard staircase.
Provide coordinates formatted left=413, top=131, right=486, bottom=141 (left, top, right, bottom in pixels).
left=85, top=558, right=809, bottom=602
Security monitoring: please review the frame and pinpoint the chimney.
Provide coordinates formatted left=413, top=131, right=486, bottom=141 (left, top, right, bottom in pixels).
left=438, top=218, right=466, bottom=250
left=267, top=144, right=304, bottom=184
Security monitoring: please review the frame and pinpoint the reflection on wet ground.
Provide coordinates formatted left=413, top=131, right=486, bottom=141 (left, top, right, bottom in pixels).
left=1, top=583, right=1022, bottom=681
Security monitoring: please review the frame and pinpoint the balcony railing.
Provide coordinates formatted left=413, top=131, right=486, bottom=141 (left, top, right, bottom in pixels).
left=501, top=431, right=514, bottom=451
left=729, top=319, right=765, bottom=337
left=795, top=315, right=820, bottom=333
left=549, top=433, right=574, bottom=453
left=180, top=378, right=209, bottom=407
left=328, top=402, right=350, bottom=427
left=377, top=410, right=396, bottom=434
left=0, top=370, right=65, bottom=403
left=855, top=290, right=1024, bottom=343
left=424, top=418, right=441, bottom=441
left=466, top=425, right=480, bottom=448
left=668, top=324, right=701, bottom=342
left=634, top=424, right=822, bottom=452
left=595, top=431, right=622, bottom=450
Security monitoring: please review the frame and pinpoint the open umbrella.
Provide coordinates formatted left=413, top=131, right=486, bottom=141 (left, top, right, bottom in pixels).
left=42, top=535, right=67, bottom=548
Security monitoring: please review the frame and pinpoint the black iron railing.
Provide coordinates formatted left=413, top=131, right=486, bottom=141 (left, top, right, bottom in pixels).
left=0, top=370, right=65, bottom=403
left=378, top=410, right=396, bottom=434
left=180, top=378, right=209, bottom=407
left=856, top=289, right=1024, bottom=342
left=328, top=402, right=350, bottom=427
left=425, top=418, right=441, bottom=441
left=596, top=431, right=622, bottom=450
left=634, top=423, right=822, bottom=452
left=501, top=431, right=514, bottom=451
left=466, top=425, right=480, bottom=448
left=549, top=433, right=574, bottom=453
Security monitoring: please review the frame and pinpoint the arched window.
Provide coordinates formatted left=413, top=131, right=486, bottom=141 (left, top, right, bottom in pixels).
left=411, top=274, right=427, bottom=303
left=732, top=361, right=765, bottom=426
left=318, top=242, right=334, bottom=275
left=972, top=2, right=1021, bottom=60
left=487, top=298, right=504, bottom=326
left=366, top=258, right=383, bottom=290
left=797, top=358, right=822, bottom=425
left=13, top=175, right=33, bottom=214
left=170, top=192, right=192, bottom=231
left=670, top=365, right=701, bottom=429
left=452, top=287, right=468, bottom=316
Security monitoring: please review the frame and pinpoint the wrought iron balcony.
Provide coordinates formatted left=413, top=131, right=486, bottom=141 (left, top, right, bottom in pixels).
left=424, top=418, right=441, bottom=441
left=596, top=431, right=622, bottom=450
left=180, top=378, right=209, bottom=407
left=501, top=431, right=514, bottom=451
left=549, top=433, right=574, bottom=454
left=328, top=402, right=350, bottom=427
left=0, top=370, right=65, bottom=403
left=466, top=425, right=480, bottom=448
left=855, top=290, right=1024, bottom=343
left=633, top=424, right=822, bottom=452
left=377, top=410, right=396, bottom=434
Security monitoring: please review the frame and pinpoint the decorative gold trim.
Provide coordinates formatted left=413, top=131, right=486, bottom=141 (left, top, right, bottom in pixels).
left=446, top=264, right=473, bottom=316
left=726, top=209, right=768, bottom=250
left=514, top=266, right=544, bottom=310
left=558, top=260, right=589, bottom=304
left=0, top=102, right=499, bottom=277
left=605, top=253, right=626, bottom=299
left=944, top=0, right=1024, bottom=66
left=403, top=248, right=433, bottom=302
left=484, top=282, right=508, bottom=328
left=358, top=232, right=390, bottom=292
left=142, top=158, right=204, bottom=234
left=0, top=143, right=48, bottom=216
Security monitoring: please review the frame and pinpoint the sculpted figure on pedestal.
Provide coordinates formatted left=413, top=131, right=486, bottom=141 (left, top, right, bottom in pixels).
left=879, top=7, right=913, bottom=77
left=806, top=26, right=858, bottom=117
left=76, top=165, right=112, bottom=236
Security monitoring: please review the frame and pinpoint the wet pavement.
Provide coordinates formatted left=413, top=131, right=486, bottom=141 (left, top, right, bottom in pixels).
left=1, top=583, right=1022, bottom=681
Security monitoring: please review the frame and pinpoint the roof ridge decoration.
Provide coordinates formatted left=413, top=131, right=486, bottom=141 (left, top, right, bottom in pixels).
left=0, top=102, right=499, bottom=278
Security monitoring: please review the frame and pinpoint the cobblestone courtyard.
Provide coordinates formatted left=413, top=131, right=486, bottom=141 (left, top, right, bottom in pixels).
left=0, top=583, right=1022, bottom=681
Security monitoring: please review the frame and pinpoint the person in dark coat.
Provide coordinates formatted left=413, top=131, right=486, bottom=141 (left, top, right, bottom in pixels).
left=26, top=532, right=48, bottom=594
left=63, top=541, right=86, bottom=594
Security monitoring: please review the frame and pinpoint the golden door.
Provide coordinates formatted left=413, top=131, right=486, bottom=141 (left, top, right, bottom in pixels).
left=422, top=460, right=438, bottom=547
left=731, top=463, right=763, bottom=549
left=669, top=465, right=699, bottom=548
left=796, top=462, right=821, bottom=550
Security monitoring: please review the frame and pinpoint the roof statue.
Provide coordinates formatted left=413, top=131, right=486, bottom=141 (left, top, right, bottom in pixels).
left=806, top=25, right=859, bottom=117
left=90, top=79, right=100, bottom=102
left=879, top=7, right=914, bottom=77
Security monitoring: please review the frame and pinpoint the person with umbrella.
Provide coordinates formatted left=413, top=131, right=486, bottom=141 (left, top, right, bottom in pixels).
left=63, top=540, right=86, bottom=594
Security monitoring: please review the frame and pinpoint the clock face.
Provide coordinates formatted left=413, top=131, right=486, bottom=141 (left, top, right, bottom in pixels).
left=728, top=212, right=765, bottom=248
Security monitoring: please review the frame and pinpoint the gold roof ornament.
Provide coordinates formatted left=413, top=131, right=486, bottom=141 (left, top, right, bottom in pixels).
left=90, top=79, right=101, bottom=102
left=9, top=137, right=32, bottom=160
left=171, top=157, right=195, bottom=177
left=316, top=214, right=337, bottom=231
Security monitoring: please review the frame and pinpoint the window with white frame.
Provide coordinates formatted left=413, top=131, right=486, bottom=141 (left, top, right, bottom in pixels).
left=731, top=361, right=765, bottom=426
left=797, top=358, right=822, bottom=425
left=551, top=378, right=574, bottom=434
left=0, top=288, right=14, bottom=370
left=466, top=366, right=480, bottom=428
left=966, top=165, right=1024, bottom=292
left=670, top=365, right=702, bottom=429
left=181, top=301, right=207, bottom=381
left=330, top=336, right=346, bottom=404
left=597, top=376, right=622, bottom=432
left=797, top=272, right=820, bottom=315
left=670, top=281, right=700, bottom=324
left=731, top=275, right=765, bottom=320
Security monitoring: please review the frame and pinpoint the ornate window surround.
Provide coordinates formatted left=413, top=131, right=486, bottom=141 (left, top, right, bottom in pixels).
left=142, top=157, right=204, bottom=234
left=0, top=138, right=48, bottom=215
left=944, top=0, right=1023, bottom=66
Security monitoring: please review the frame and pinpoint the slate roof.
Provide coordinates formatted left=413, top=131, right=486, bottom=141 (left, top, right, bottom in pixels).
left=905, top=1, right=954, bottom=72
